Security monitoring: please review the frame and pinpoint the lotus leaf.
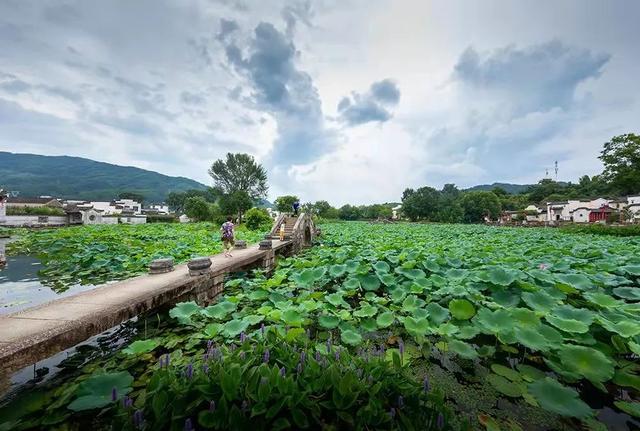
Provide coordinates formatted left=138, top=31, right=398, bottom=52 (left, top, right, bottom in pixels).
left=556, top=273, right=592, bottom=291
left=491, top=364, right=522, bottom=382
left=583, top=291, right=621, bottom=308
left=423, top=260, right=441, bottom=272
left=426, top=302, right=450, bottom=324
left=516, top=364, right=546, bottom=382
left=326, top=293, right=349, bottom=308
left=490, top=290, right=521, bottom=308
left=510, top=308, right=539, bottom=326
left=223, top=319, right=250, bottom=338
left=340, top=329, right=362, bottom=346
left=353, top=303, right=377, bottom=318
left=242, top=314, right=264, bottom=325
left=522, top=290, right=557, bottom=313
left=447, top=339, right=478, bottom=359
left=68, top=372, right=133, bottom=411
left=558, top=345, right=614, bottom=383
left=358, top=274, right=381, bottom=291
left=487, top=374, right=523, bottom=397
left=202, top=301, right=237, bottom=320
left=527, top=378, right=592, bottom=418
left=373, top=261, right=390, bottom=273
left=614, top=401, right=640, bottom=418
left=404, top=317, right=431, bottom=336
left=484, top=267, right=519, bottom=286
left=203, top=323, right=223, bottom=338
left=514, top=326, right=550, bottom=352
left=545, top=305, right=594, bottom=334
left=329, top=264, right=347, bottom=278
left=456, top=325, right=480, bottom=339
left=401, top=295, right=425, bottom=312
left=446, top=268, right=468, bottom=279
left=292, top=267, right=326, bottom=286
left=169, top=301, right=201, bottom=324
left=447, top=298, right=476, bottom=320
left=612, top=287, right=640, bottom=301
left=434, top=322, right=459, bottom=337
left=122, top=339, right=159, bottom=355
left=473, top=308, right=512, bottom=335
left=360, top=318, right=378, bottom=332
left=248, top=290, right=269, bottom=301
left=318, top=314, right=340, bottom=329
left=378, top=273, right=397, bottom=287
left=622, top=265, right=640, bottom=276
left=390, top=287, right=407, bottom=303
left=396, top=267, right=426, bottom=280
left=281, top=309, right=304, bottom=327
left=598, top=318, right=640, bottom=338
left=376, top=311, right=395, bottom=328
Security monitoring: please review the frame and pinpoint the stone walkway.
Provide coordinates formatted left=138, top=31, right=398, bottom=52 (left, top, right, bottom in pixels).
left=0, top=240, right=290, bottom=379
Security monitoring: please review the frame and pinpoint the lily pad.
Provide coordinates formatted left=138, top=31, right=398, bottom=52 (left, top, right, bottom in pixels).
left=358, top=274, right=381, bottom=291
left=448, top=339, right=478, bottom=360
left=557, top=345, right=614, bottom=383
left=353, top=303, right=378, bottom=318
left=169, top=301, right=201, bottom=324
left=404, top=317, right=431, bottom=337
left=426, top=302, right=450, bottom=324
left=68, top=372, right=133, bottom=411
left=487, top=373, right=523, bottom=397
left=340, top=329, right=362, bottom=346
left=222, top=319, right=250, bottom=338
left=527, top=378, right=592, bottom=418
left=202, top=301, right=237, bottom=320
left=614, top=401, right=640, bottom=418
left=318, top=314, right=340, bottom=329
left=376, top=311, right=395, bottom=328
left=122, top=339, right=159, bottom=355
left=448, top=299, right=476, bottom=320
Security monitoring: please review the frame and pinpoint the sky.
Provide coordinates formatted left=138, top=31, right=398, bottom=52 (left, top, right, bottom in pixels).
left=0, top=0, right=638, bottom=205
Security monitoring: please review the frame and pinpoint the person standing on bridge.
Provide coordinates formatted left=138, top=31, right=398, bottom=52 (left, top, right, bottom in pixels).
left=292, top=200, right=300, bottom=216
left=220, top=216, right=235, bottom=257
left=279, top=220, right=286, bottom=241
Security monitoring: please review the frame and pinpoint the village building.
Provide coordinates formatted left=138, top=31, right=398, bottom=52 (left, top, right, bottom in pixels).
left=64, top=203, right=104, bottom=225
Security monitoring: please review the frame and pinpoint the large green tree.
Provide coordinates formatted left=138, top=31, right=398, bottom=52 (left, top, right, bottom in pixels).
left=401, top=187, right=440, bottom=221
left=219, top=190, right=253, bottom=222
left=599, top=133, right=640, bottom=195
left=274, top=195, right=299, bottom=213
left=208, top=153, right=268, bottom=200
left=459, top=191, right=502, bottom=223
left=166, top=188, right=220, bottom=213
left=183, top=196, right=211, bottom=222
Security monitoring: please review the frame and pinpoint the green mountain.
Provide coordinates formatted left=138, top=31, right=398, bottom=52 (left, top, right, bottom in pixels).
left=465, top=182, right=533, bottom=194
left=0, top=152, right=208, bottom=202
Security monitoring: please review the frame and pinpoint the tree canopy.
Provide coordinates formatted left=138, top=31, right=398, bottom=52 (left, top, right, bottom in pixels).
left=208, top=153, right=268, bottom=200
left=599, top=133, right=640, bottom=196
left=274, top=195, right=299, bottom=213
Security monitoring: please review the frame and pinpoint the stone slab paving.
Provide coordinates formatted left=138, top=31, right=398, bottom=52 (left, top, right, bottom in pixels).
left=0, top=240, right=291, bottom=377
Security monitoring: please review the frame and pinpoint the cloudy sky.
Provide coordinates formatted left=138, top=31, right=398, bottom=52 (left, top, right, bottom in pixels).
left=0, top=0, right=638, bottom=205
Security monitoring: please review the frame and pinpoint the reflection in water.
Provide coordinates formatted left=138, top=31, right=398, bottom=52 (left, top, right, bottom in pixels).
left=0, top=242, right=95, bottom=315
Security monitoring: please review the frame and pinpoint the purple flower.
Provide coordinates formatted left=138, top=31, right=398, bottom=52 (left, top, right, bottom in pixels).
left=133, top=410, right=144, bottom=428
left=326, top=338, right=332, bottom=353
left=209, top=400, right=216, bottom=412
left=334, top=349, right=340, bottom=361
left=423, top=377, right=430, bottom=393
left=260, top=323, right=265, bottom=336
left=300, top=351, right=306, bottom=364
left=202, top=364, right=209, bottom=374
left=437, top=413, right=444, bottom=429
left=240, top=332, right=246, bottom=343
left=203, top=353, right=209, bottom=362
left=398, top=339, right=404, bottom=355
left=263, top=349, right=270, bottom=363
left=185, top=363, right=193, bottom=379
left=380, top=344, right=385, bottom=356
left=184, top=418, right=193, bottom=431
left=240, top=351, right=246, bottom=361
left=122, top=396, right=133, bottom=408
left=397, top=395, right=404, bottom=408
left=279, top=366, right=286, bottom=377
left=207, top=340, right=213, bottom=350
left=297, top=362, right=303, bottom=374
left=165, top=353, right=171, bottom=367
left=314, top=351, right=321, bottom=362
left=111, top=387, right=118, bottom=402
left=389, top=407, right=396, bottom=419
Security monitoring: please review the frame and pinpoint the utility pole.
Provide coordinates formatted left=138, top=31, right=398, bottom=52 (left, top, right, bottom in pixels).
left=554, top=161, right=558, bottom=182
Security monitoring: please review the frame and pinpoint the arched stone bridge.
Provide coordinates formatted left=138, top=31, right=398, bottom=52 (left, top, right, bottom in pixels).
left=0, top=213, right=317, bottom=387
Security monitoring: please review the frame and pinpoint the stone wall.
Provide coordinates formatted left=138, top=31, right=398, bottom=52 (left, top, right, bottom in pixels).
left=0, top=215, right=68, bottom=227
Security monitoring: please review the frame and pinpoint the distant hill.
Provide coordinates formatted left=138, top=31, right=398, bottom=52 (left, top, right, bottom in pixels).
left=465, top=182, right=533, bottom=194
left=0, top=152, right=208, bottom=202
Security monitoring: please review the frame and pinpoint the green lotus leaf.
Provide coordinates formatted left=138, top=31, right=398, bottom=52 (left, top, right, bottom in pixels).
left=484, top=267, right=519, bottom=286
left=203, top=323, right=223, bottom=338
left=510, top=308, right=540, bottom=326
left=344, top=259, right=360, bottom=272
left=558, top=345, right=615, bottom=383
left=360, top=318, right=378, bottom=332
left=539, top=324, right=564, bottom=344
left=446, top=268, right=468, bottom=279
left=401, top=295, right=425, bottom=313
left=413, top=308, right=429, bottom=319
left=527, top=377, right=592, bottom=418
left=473, top=308, right=512, bottom=335
left=426, top=302, right=450, bottom=324
left=202, top=301, right=237, bottom=320
left=491, top=364, right=522, bottom=382
left=292, top=267, right=327, bottom=287
left=545, top=316, right=590, bottom=333
left=376, top=311, right=395, bottom=328
left=556, top=273, right=592, bottom=291
left=68, top=372, right=133, bottom=411
left=516, top=364, right=546, bottom=382
left=299, top=299, right=319, bottom=312
left=248, top=290, right=269, bottom=301
left=222, top=319, right=251, bottom=338
left=514, top=326, right=550, bottom=351
left=340, top=329, right=362, bottom=346
left=423, top=260, right=441, bottom=272
left=169, top=301, right=201, bottom=324
left=455, top=325, right=480, bottom=339
left=318, top=314, right=340, bottom=329
left=122, top=339, right=159, bottom=355
left=477, top=345, right=496, bottom=357
left=326, top=293, right=349, bottom=308
left=358, top=274, right=381, bottom=291
left=353, top=303, right=378, bottom=318
left=622, top=265, right=640, bottom=276
left=612, top=287, right=640, bottom=301
left=257, top=305, right=273, bottom=315
left=396, top=267, right=426, bottom=280
left=429, top=274, right=447, bottom=287
left=404, top=317, right=431, bottom=336
left=614, top=401, right=640, bottom=418
left=448, top=299, right=476, bottom=320
left=329, top=264, right=347, bottom=278
left=598, top=318, right=640, bottom=338
left=487, top=373, right=523, bottom=397
left=242, top=314, right=264, bottom=325
left=281, top=309, right=304, bottom=327
left=629, top=341, right=640, bottom=355
left=545, top=305, right=594, bottom=333
left=373, top=261, right=390, bottom=273
left=490, top=290, right=521, bottom=307
left=522, top=290, right=557, bottom=313
left=448, top=340, right=478, bottom=360
left=583, top=291, right=621, bottom=308
left=378, top=273, right=397, bottom=287
left=434, top=322, right=459, bottom=337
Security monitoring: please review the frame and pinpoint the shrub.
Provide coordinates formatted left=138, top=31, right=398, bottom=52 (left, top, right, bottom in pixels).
left=184, top=197, right=211, bottom=222
left=559, top=223, right=640, bottom=237
left=6, top=206, right=65, bottom=216
left=244, top=207, right=272, bottom=231
left=146, top=214, right=178, bottom=223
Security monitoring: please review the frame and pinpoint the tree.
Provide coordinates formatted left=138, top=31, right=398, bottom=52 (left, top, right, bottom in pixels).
left=306, top=200, right=339, bottom=219
left=208, top=153, right=268, bottom=200
left=219, top=190, right=253, bottom=222
left=166, top=188, right=220, bottom=213
left=274, top=195, right=299, bottom=213
left=184, top=196, right=211, bottom=222
left=338, top=204, right=362, bottom=220
left=401, top=187, right=440, bottom=221
left=599, top=133, right=640, bottom=195
left=119, top=192, right=145, bottom=204
left=244, top=207, right=273, bottom=230
left=459, top=191, right=502, bottom=223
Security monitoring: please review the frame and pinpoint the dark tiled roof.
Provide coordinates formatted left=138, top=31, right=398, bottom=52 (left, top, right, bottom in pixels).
left=7, top=197, right=59, bottom=204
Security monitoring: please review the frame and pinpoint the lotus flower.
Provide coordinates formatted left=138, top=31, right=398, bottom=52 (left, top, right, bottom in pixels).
left=209, top=400, right=216, bottom=412
left=184, top=418, right=193, bottom=431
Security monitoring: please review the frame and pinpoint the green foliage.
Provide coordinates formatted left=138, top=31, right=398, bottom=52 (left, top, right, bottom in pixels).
left=459, top=191, right=501, bottom=223
left=219, top=190, right=253, bottom=222
left=184, top=196, right=212, bottom=221
left=559, top=223, right=640, bottom=237
left=0, top=151, right=207, bottom=202
left=599, top=133, right=640, bottom=195
left=67, top=372, right=133, bottom=412
left=6, top=206, right=65, bottom=216
left=6, top=223, right=264, bottom=290
left=244, top=207, right=272, bottom=231
left=274, top=195, right=299, bottom=213
left=118, top=192, right=145, bottom=204
left=208, top=153, right=268, bottom=200
left=166, top=188, right=220, bottom=213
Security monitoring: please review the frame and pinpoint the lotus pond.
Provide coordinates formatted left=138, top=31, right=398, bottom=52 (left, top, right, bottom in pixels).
left=2, top=222, right=640, bottom=430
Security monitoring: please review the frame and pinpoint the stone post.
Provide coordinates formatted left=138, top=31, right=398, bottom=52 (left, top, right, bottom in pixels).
left=0, top=190, right=6, bottom=225
left=187, top=257, right=212, bottom=276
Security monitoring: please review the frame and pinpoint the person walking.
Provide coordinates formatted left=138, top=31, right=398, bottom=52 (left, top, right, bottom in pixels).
left=292, top=200, right=300, bottom=216
left=220, top=216, right=235, bottom=257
